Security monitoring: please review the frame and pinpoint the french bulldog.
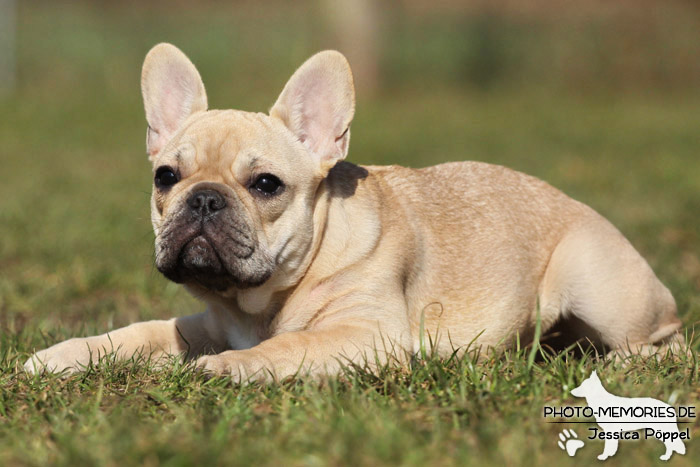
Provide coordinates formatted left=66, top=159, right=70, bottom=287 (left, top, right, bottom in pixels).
left=24, top=44, right=684, bottom=380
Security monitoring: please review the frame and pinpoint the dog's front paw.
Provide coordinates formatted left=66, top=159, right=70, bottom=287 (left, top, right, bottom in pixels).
left=23, top=338, right=94, bottom=375
left=195, top=354, right=233, bottom=376
left=24, top=350, right=78, bottom=376
left=195, top=351, right=267, bottom=382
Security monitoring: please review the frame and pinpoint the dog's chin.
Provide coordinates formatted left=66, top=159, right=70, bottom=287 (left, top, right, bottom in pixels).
left=175, top=236, right=236, bottom=291
left=157, top=235, right=273, bottom=292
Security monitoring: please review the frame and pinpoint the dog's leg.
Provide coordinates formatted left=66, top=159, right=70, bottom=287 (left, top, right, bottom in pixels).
left=598, top=437, right=619, bottom=460
left=539, top=215, right=683, bottom=357
left=660, top=426, right=686, bottom=460
left=660, top=441, right=673, bottom=461
left=196, top=319, right=409, bottom=382
left=24, top=311, right=225, bottom=374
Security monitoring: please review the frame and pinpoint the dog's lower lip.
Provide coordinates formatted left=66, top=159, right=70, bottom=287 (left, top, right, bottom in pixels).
left=180, top=235, right=220, bottom=266
left=185, top=234, right=208, bottom=248
left=175, top=235, right=235, bottom=290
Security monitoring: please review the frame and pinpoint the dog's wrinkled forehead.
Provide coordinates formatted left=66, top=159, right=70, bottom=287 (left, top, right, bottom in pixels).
left=157, top=110, right=299, bottom=178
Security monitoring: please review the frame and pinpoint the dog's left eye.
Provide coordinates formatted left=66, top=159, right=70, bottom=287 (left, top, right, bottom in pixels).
left=251, top=174, right=283, bottom=196
left=155, top=166, right=179, bottom=188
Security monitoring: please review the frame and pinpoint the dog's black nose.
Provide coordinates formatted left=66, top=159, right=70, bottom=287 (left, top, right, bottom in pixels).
left=187, top=189, right=226, bottom=217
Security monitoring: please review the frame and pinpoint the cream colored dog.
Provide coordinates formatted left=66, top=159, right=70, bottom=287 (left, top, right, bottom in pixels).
left=24, top=44, right=683, bottom=380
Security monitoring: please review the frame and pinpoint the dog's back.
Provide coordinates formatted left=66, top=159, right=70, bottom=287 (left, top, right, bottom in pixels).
left=332, top=160, right=681, bottom=355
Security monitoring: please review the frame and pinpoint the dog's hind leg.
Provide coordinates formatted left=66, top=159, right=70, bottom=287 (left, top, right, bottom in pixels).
left=539, top=214, right=684, bottom=357
left=598, top=437, right=619, bottom=460
left=660, top=429, right=686, bottom=460
left=670, top=436, right=686, bottom=458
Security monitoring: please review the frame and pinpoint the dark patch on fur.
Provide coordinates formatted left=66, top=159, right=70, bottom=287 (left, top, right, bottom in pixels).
left=327, top=161, right=368, bottom=199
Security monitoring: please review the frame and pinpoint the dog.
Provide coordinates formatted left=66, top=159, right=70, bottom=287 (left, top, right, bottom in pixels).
left=571, top=371, right=687, bottom=460
left=24, top=44, right=684, bottom=380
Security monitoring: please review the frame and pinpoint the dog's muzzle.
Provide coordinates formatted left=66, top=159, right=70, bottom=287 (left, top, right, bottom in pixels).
left=155, top=187, right=273, bottom=291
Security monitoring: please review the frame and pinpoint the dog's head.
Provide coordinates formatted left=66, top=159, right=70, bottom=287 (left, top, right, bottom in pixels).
left=141, top=44, right=355, bottom=295
left=570, top=370, right=602, bottom=398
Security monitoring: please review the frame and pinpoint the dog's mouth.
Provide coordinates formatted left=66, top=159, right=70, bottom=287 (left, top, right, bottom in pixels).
left=155, top=209, right=274, bottom=291
left=174, top=234, right=234, bottom=291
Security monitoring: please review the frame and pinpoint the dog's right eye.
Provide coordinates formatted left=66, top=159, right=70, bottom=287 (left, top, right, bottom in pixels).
left=155, top=166, right=179, bottom=188
left=251, top=173, right=283, bottom=196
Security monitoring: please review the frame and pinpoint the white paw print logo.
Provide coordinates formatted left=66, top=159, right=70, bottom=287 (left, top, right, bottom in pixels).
left=558, top=429, right=585, bottom=457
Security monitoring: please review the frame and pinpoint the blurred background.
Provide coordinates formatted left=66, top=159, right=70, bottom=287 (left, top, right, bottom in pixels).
left=1, top=0, right=699, bottom=338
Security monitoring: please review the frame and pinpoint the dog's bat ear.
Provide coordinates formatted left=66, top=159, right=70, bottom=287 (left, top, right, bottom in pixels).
left=141, top=43, right=208, bottom=160
left=269, top=50, right=355, bottom=175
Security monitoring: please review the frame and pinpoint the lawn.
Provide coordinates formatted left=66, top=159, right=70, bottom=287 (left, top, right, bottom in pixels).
left=1, top=2, right=699, bottom=465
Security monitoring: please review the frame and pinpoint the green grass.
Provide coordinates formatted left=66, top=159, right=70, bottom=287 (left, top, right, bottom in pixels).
left=1, top=2, right=700, bottom=466
left=2, top=344, right=698, bottom=466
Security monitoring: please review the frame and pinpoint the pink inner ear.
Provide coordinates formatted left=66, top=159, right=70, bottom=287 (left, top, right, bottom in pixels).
left=269, top=51, right=355, bottom=170
left=147, top=82, right=189, bottom=156
left=160, top=87, right=180, bottom=134
left=296, top=88, right=347, bottom=163
left=158, top=71, right=196, bottom=134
